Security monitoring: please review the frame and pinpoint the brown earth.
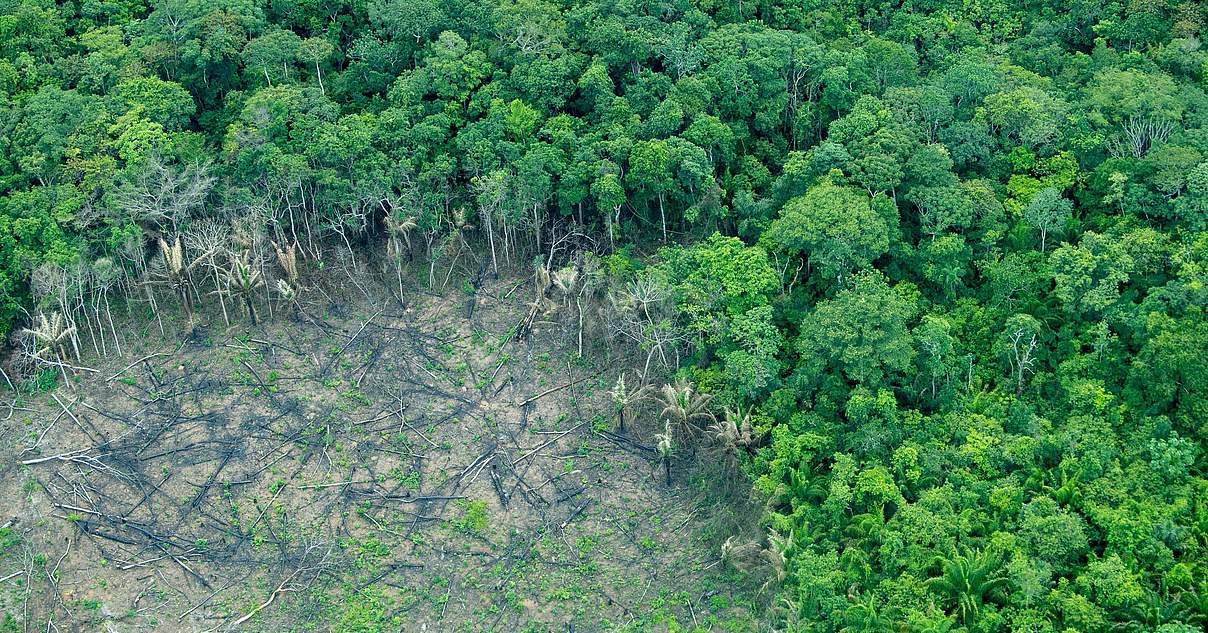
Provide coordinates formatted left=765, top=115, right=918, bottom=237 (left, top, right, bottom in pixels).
left=0, top=273, right=760, bottom=632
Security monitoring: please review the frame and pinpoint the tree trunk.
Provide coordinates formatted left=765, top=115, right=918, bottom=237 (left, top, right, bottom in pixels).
left=484, top=207, right=499, bottom=275
left=212, top=266, right=231, bottom=326
left=245, top=295, right=259, bottom=326
left=145, top=283, right=165, bottom=336
left=103, top=294, right=122, bottom=356
left=659, top=194, right=667, bottom=242
left=179, top=285, right=193, bottom=325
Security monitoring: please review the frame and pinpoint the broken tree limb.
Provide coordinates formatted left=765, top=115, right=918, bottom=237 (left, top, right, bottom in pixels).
left=515, top=371, right=603, bottom=408
left=513, top=422, right=586, bottom=466
left=107, top=353, right=170, bottom=382
left=20, top=449, right=93, bottom=465
left=560, top=498, right=591, bottom=530
left=321, top=307, right=383, bottom=375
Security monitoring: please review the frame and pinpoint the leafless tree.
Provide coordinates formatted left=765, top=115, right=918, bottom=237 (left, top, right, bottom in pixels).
left=110, top=158, right=215, bottom=235
left=185, top=218, right=233, bottom=325
left=607, top=273, right=683, bottom=376
left=89, top=257, right=123, bottom=356
left=474, top=170, right=509, bottom=275
left=1106, top=115, right=1178, bottom=159
left=1001, top=316, right=1041, bottom=397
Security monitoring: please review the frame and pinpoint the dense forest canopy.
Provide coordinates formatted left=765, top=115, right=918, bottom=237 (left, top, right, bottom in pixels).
left=3, top=0, right=1208, bottom=630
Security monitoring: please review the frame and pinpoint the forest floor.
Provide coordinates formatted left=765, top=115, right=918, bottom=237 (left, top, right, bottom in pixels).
left=0, top=273, right=759, bottom=632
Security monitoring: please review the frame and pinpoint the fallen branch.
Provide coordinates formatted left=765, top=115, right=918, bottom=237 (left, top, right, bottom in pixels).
left=560, top=498, right=591, bottom=530
left=229, top=570, right=300, bottom=628
left=20, top=449, right=92, bottom=466
left=513, top=422, right=586, bottom=466
left=516, top=372, right=601, bottom=408
left=108, top=353, right=170, bottom=382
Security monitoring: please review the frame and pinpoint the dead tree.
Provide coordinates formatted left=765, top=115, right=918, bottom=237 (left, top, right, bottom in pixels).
left=186, top=218, right=234, bottom=326
left=109, top=157, right=215, bottom=236
left=89, top=257, right=123, bottom=356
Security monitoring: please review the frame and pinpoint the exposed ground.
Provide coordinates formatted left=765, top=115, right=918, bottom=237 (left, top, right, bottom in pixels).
left=0, top=274, right=759, bottom=632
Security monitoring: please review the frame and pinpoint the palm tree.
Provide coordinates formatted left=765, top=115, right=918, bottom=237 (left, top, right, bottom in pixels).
left=1043, top=466, right=1083, bottom=508
left=846, top=507, right=889, bottom=548
left=609, top=373, right=650, bottom=434
left=383, top=214, right=416, bottom=299
left=762, top=528, right=791, bottom=591
left=384, top=213, right=417, bottom=257
left=272, top=240, right=300, bottom=286
left=550, top=265, right=579, bottom=305
left=21, top=312, right=77, bottom=385
left=908, top=608, right=957, bottom=633
left=156, top=236, right=212, bottom=323
left=220, top=250, right=265, bottom=325
left=720, top=535, right=764, bottom=573
left=655, top=420, right=673, bottom=486
left=839, top=547, right=873, bottom=589
left=786, top=466, right=828, bottom=507
left=1121, top=589, right=1180, bottom=631
left=926, top=546, right=1007, bottom=625
left=845, top=506, right=889, bottom=571
left=656, top=379, right=715, bottom=441
left=840, top=593, right=893, bottom=633
left=1176, top=586, right=1208, bottom=627
left=709, top=405, right=758, bottom=457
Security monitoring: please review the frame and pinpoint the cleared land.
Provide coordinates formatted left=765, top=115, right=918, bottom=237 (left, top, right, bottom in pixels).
left=0, top=277, right=757, bottom=632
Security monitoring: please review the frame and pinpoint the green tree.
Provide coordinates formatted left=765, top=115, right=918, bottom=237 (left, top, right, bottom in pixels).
left=1049, top=231, right=1134, bottom=319
left=765, top=179, right=890, bottom=284
left=298, top=37, right=334, bottom=94
left=797, top=270, right=916, bottom=387
left=927, top=547, right=1007, bottom=625
left=243, top=28, right=302, bottom=86
left=1023, top=187, right=1072, bottom=253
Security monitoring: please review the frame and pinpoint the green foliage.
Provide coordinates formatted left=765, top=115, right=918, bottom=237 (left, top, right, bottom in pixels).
left=452, top=499, right=489, bottom=536
left=765, top=180, right=889, bottom=283
left=797, top=271, right=915, bottom=388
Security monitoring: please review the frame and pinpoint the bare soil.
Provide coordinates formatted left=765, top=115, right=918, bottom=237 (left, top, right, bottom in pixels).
left=0, top=274, right=758, bottom=632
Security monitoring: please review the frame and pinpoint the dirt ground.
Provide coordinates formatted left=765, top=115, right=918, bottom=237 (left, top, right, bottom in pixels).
left=0, top=272, right=760, bottom=632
